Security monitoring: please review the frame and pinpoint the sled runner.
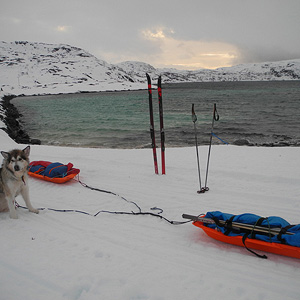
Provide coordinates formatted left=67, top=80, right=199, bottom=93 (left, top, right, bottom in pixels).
left=183, top=212, right=300, bottom=259
left=28, top=161, right=80, bottom=183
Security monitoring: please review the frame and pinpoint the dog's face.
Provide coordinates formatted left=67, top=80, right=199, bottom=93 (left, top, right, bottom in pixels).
left=1, top=146, right=30, bottom=178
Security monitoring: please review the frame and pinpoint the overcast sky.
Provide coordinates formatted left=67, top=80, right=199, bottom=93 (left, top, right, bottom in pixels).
left=1, top=0, right=300, bottom=70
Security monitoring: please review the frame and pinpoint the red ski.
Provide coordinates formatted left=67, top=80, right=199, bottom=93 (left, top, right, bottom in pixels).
left=157, top=76, right=165, bottom=174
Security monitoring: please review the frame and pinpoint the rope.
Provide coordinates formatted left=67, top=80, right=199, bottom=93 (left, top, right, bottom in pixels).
left=211, top=132, right=229, bottom=145
left=77, top=179, right=142, bottom=213
left=16, top=179, right=191, bottom=226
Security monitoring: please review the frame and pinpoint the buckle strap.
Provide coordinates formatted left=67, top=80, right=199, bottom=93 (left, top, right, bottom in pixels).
left=277, top=224, right=295, bottom=244
left=242, top=233, right=268, bottom=259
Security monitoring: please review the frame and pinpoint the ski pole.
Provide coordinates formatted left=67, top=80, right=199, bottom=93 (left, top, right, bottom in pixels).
left=204, top=103, right=219, bottom=191
left=182, top=214, right=294, bottom=236
left=192, top=104, right=205, bottom=194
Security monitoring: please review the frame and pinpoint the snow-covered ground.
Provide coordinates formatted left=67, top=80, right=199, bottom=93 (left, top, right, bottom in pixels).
left=0, top=128, right=300, bottom=300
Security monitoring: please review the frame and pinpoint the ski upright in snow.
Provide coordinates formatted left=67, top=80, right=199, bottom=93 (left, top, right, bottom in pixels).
left=157, top=75, right=166, bottom=174
left=146, top=73, right=159, bottom=174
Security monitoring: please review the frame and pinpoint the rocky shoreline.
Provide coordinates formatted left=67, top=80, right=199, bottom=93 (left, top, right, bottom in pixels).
left=0, top=94, right=41, bottom=145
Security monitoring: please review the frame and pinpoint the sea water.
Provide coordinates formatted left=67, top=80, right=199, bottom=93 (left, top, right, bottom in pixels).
left=12, top=81, right=300, bottom=148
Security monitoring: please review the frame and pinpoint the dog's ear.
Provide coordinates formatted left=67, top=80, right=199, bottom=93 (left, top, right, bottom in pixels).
left=1, top=151, right=10, bottom=160
left=22, top=146, right=30, bottom=157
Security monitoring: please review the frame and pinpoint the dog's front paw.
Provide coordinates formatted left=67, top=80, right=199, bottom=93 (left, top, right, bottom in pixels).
left=30, top=208, right=39, bottom=214
left=9, top=212, right=18, bottom=219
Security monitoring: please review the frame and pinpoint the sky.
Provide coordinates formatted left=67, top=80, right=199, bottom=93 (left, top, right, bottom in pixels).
left=1, top=0, right=300, bottom=70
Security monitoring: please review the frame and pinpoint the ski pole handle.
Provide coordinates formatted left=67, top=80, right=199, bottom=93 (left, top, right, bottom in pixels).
left=182, top=213, right=196, bottom=220
left=182, top=214, right=214, bottom=223
left=213, top=103, right=219, bottom=121
left=192, top=104, right=197, bottom=123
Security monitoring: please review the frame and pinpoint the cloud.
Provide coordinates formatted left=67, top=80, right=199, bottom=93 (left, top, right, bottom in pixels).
left=55, top=26, right=71, bottom=33
left=143, top=29, right=167, bottom=39
left=1, top=0, right=300, bottom=70
left=232, top=43, right=300, bottom=66
left=139, top=28, right=239, bottom=69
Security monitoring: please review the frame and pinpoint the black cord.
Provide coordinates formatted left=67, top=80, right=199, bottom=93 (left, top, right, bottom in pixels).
left=77, top=179, right=142, bottom=213
left=16, top=179, right=191, bottom=226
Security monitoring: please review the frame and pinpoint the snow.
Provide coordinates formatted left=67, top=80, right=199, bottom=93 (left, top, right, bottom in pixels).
left=1, top=40, right=300, bottom=299
left=0, top=41, right=146, bottom=96
left=1, top=130, right=300, bottom=300
left=1, top=41, right=300, bottom=96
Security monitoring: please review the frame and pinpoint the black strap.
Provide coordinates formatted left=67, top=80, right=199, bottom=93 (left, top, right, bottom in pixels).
left=250, top=217, right=267, bottom=239
left=212, top=216, right=223, bottom=227
left=277, top=224, right=295, bottom=244
left=224, top=216, right=236, bottom=235
left=211, top=215, right=240, bottom=236
left=242, top=233, right=268, bottom=259
left=244, top=217, right=269, bottom=258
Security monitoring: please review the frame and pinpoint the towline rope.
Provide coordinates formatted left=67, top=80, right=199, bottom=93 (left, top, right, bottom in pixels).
left=16, top=178, right=191, bottom=226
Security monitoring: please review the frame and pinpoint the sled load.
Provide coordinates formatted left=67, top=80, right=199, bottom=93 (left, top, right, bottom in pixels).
left=28, top=161, right=80, bottom=183
left=183, top=211, right=300, bottom=259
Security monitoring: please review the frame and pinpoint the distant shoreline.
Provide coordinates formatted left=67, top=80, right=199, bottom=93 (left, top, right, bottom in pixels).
left=0, top=94, right=41, bottom=145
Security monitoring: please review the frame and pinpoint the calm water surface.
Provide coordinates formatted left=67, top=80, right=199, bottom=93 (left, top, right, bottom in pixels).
left=12, top=81, right=300, bottom=148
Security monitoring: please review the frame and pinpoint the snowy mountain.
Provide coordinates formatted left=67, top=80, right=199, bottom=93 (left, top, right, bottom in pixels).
left=0, top=41, right=300, bottom=96
left=0, top=41, right=144, bottom=95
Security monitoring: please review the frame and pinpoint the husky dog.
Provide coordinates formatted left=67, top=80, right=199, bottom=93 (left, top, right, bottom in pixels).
left=0, top=146, right=39, bottom=219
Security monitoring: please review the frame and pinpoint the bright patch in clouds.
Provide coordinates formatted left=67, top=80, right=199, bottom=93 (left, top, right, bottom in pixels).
left=11, top=17, right=22, bottom=24
left=56, top=25, right=70, bottom=32
left=142, top=28, right=239, bottom=70
left=142, top=28, right=175, bottom=39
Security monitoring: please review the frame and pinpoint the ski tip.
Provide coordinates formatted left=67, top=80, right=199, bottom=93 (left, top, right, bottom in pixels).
left=158, top=75, right=161, bottom=85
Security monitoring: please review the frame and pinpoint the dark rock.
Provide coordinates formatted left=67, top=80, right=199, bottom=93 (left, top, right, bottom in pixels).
left=1, top=94, right=40, bottom=145
left=30, top=139, right=41, bottom=145
left=233, top=139, right=250, bottom=146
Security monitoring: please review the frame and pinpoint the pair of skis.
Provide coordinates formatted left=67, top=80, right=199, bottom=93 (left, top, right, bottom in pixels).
left=146, top=73, right=165, bottom=175
left=192, top=103, right=219, bottom=193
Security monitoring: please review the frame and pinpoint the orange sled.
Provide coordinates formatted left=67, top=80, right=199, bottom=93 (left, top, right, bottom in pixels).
left=193, top=218, right=300, bottom=259
left=28, top=161, right=80, bottom=184
left=28, top=170, right=79, bottom=183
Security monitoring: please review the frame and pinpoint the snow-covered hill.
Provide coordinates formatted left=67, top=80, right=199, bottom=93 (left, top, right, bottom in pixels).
left=0, top=41, right=144, bottom=95
left=155, top=60, right=300, bottom=83
left=0, top=41, right=300, bottom=96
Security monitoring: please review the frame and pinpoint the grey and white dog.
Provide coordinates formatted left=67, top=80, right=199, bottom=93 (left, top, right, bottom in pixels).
left=0, top=146, right=39, bottom=219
